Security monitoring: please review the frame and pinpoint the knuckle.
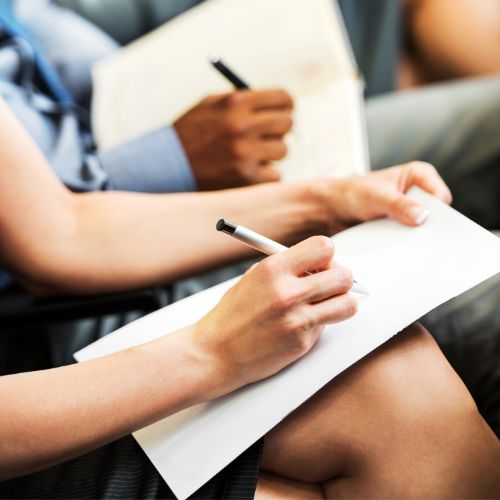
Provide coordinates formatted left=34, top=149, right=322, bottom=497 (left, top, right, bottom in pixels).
left=256, top=258, right=277, bottom=281
left=288, top=308, right=315, bottom=334
left=274, top=89, right=294, bottom=108
left=283, top=313, right=315, bottom=352
left=267, top=274, right=305, bottom=311
left=225, top=116, right=248, bottom=136
left=294, top=334, right=313, bottom=355
left=223, top=91, right=246, bottom=108
left=228, top=139, right=247, bottom=160
left=272, top=283, right=297, bottom=310
left=310, top=235, right=334, bottom=256
left=410, top=160, right=436, bottom=173
left=393, top=195, right=409, bottom=213
left=214, top=94, right=232, bottom=109
left=261, top=267, right=292, bottom=308
left=282, top=313, right=302, bottom=335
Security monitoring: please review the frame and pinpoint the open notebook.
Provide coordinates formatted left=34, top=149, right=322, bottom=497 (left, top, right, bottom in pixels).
left=91, top=0, right=369, bottom=181
left=76, top=188, right=500, bottom=499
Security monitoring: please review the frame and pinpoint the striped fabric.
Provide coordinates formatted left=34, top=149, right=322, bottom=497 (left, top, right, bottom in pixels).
left=0, top=436, right=263, bottom=499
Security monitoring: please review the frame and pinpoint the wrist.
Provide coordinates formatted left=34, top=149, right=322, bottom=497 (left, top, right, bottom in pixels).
left=169, top=323, right=233, bottom=402
left=184, top=319, right=243, bottom=400
left=137, top=325, right=227, bottom=411
left=294, top=180, right=340, bottom=237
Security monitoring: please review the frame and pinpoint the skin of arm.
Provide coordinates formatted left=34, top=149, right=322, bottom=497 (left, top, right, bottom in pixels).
left=0, top=98, right=324, bottom=295
left=0, top=98, right=451, bottom=296
left=0, top=236, right=357, bottom=480
left=403, top=0, right=500, bottom=85
left=0, top=97, right=452, bottom=480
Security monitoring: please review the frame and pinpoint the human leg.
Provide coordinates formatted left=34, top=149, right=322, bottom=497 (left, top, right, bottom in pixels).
left=257, top=324, right=500, bottom=498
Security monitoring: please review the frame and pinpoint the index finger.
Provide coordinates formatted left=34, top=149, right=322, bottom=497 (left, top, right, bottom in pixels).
left=271, top=235, right=334, bottom=276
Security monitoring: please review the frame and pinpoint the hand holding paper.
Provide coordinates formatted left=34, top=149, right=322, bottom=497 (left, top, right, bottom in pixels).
left=320, top=161, right=452, bottom=233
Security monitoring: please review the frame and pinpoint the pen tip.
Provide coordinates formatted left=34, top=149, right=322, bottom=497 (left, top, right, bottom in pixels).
left=209, top=54, right=220, bottom=64
left=352, top=281, right=370, bottom=296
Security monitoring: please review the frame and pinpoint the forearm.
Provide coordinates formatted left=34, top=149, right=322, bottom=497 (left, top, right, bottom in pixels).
left=44, top=183, right=326, bottom=294
left=0, top=326, right=218, bottom=480
left=0, top=99, right=326, bottom=295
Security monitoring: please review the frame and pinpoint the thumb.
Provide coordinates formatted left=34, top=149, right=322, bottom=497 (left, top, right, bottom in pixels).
left=386, top=192, right=430, bottom=226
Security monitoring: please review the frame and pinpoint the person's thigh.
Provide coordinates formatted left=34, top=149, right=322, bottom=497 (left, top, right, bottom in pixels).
left=259, top=324, right=500, bottom=498
left=366, top=75, right=500, bottom=229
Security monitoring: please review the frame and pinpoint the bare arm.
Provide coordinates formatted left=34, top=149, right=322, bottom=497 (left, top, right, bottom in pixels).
left=404, top=0, right=500, bottom=83
left=0, top=100, right=452, bottom=479
left=0, top=99, right=323, bottom=295
left=0, top=98, right=451, bottom=296
left=0, top=236, right=357, bottom=480
left=0, top=326, right=211, bottom=479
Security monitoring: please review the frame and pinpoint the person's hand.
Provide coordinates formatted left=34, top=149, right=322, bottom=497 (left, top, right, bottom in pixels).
left=189, top=236, right=357, bottom=397
left=318, top=162, right=453, bottom=234
left=173, top=89, right=293, bottom=190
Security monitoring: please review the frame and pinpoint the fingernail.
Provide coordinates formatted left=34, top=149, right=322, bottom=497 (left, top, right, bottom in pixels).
left=407, top=206, right=430, bottom=225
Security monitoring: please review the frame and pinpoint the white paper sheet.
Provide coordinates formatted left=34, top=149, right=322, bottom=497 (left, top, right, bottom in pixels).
left=91, top=0, right=369, bottom=179
left=75, top=189, right=500, bottom=499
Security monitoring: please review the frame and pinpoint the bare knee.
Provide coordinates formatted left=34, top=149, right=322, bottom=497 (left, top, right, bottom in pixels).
left=335, top=323, right=485, bottom=469
left=262, top=323, right=490, bottom=486
left=325, top=325, right=500, bottom=496
left=366, top=323, right=478, bottom=428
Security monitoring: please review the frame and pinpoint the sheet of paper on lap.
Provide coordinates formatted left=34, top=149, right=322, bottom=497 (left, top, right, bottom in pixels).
left=76, top=188, right=500, bottom=499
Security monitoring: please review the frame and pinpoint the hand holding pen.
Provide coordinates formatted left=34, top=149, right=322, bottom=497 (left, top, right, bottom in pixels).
left=172, top=57, right=294, bottom=190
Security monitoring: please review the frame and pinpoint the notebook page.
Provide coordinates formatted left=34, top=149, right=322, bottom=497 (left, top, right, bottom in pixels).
left=91, top=0, right=368, bottom=177
left=282, top=78, right=368, bottom=180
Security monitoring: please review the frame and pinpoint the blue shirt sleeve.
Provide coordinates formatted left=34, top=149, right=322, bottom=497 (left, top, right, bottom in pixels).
left=98, top=125, right=198, bottom=193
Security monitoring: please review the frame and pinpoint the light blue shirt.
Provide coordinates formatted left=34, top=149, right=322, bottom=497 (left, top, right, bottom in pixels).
left=0, top=0, right=196, bottom=289
left=1, top=0, right=197, bottom=194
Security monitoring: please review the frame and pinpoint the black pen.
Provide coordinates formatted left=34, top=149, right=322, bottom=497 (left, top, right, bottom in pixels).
left=210, top=55, right=250, bottom=89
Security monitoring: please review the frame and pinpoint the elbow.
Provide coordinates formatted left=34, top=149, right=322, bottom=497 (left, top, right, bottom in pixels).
left=8, top=242, right=83, bottom=298
left=2, top=208, right=87, bottom=297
